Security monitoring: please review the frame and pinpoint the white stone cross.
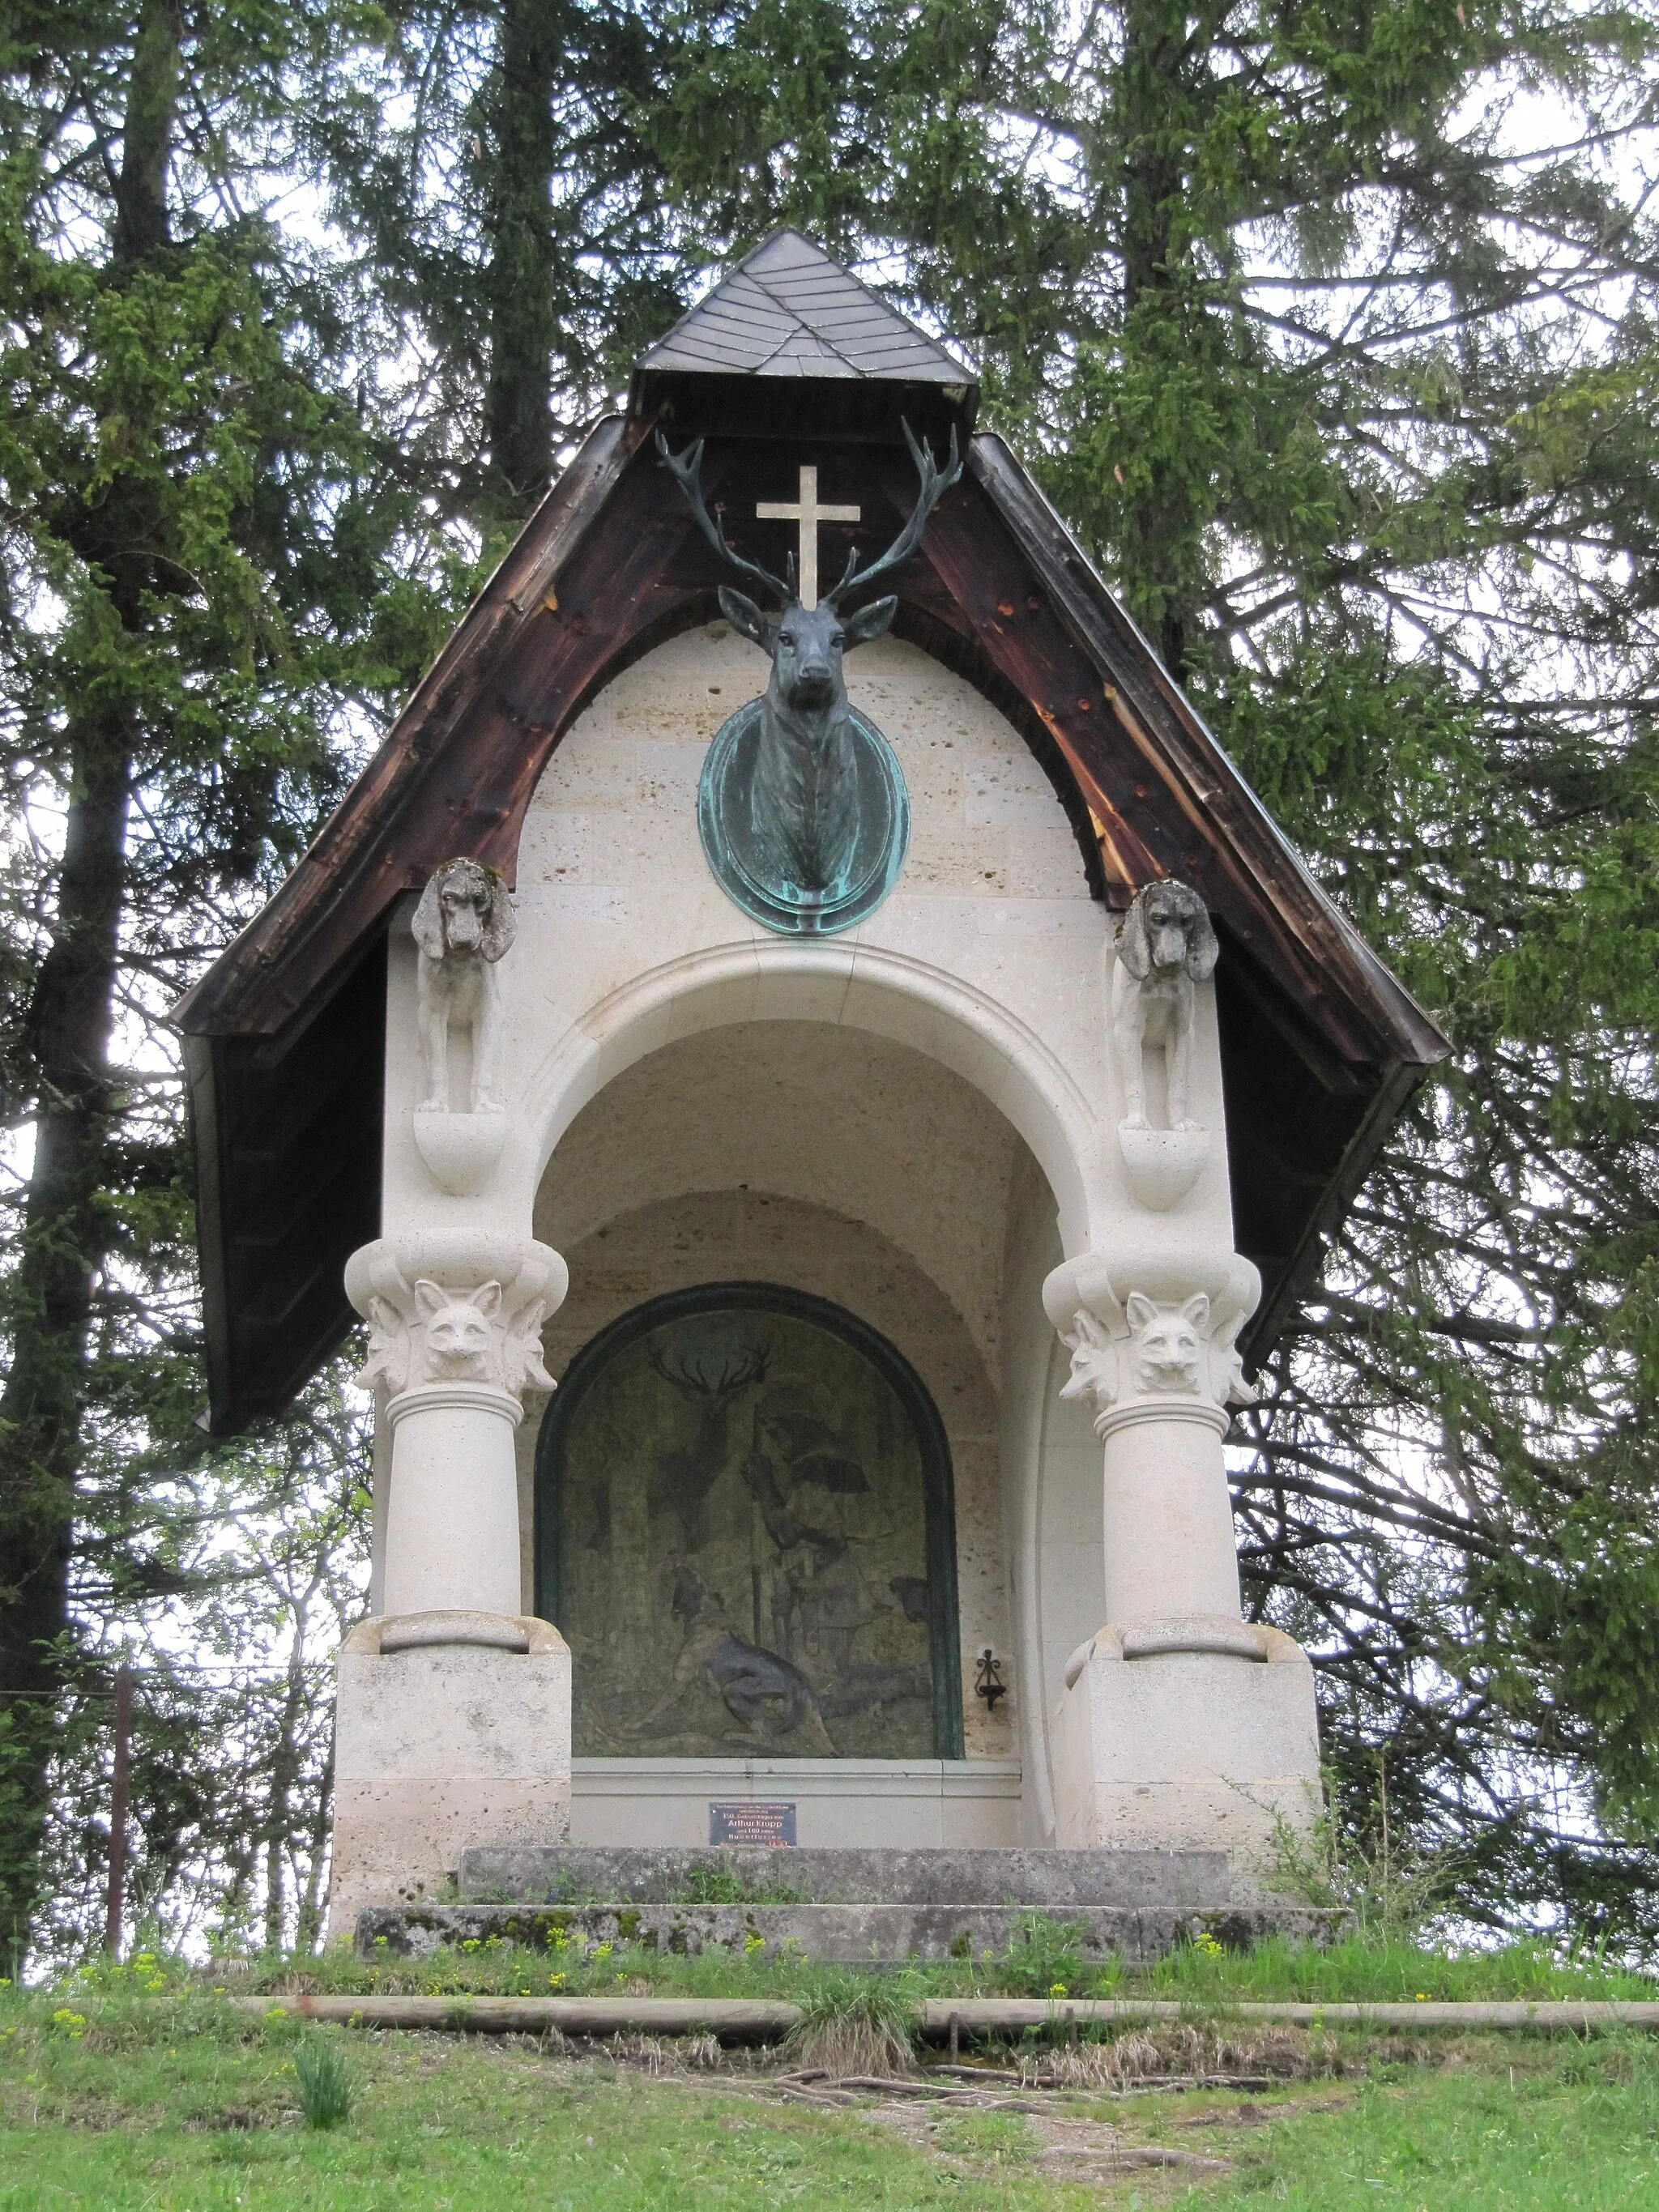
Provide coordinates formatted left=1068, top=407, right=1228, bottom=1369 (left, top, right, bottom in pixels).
left=756, top=467, right=860, bottom=609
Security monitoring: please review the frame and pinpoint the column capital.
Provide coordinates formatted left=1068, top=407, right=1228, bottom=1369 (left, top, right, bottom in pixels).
left=345, top=1233, right=567, bottom=1407
left=1044, top=1247, right=1260, bottom=1437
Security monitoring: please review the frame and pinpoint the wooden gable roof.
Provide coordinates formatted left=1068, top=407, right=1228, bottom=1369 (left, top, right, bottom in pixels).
left=174, top=249, right=1446, bottom=1434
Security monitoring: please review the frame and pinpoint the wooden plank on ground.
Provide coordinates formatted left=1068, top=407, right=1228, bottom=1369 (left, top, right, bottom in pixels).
left=228, top=1993, right=1659, bottom=2037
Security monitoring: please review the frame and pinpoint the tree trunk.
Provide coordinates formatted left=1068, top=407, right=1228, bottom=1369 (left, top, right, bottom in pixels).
left=262, top=1651, right=313, bottom=1954
left=1116, top=0, right=1194, bottom=679
left=481, top=0, right=561, bottom=519
left=296, top=1723, right=333, bottom=1956
left=0, top=0, right=181, bottom=1953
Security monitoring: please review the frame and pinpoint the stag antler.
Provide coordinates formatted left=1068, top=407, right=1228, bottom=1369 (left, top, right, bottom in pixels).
left=646, top=1335, right=770, bottom=1399
left=655, top=431, right=795, bottom=607
left=821, top=420, right=963, bottom=611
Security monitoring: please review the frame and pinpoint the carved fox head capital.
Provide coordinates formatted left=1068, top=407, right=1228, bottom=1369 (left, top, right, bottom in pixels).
left=414, top=1277, right=502, bottom=1379
left=1126, top=1291, right=1209, bottom=1396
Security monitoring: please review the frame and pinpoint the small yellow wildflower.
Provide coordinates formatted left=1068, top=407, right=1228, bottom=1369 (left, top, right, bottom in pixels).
left=548, top=1974, right=565, bottom=1989
left=1048, top=1983, right=1068, bottom=1998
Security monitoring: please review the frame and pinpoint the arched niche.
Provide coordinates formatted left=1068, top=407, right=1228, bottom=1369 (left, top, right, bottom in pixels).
left=534, top=1281, right=964, bottom=1762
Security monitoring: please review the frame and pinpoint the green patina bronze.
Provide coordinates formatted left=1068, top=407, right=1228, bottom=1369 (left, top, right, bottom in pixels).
left=535, top=1283, right=964, bottom=1761
left=697, top=698, right=909, bottom=936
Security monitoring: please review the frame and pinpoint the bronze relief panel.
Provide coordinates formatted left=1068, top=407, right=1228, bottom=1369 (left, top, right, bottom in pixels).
left=535, top=1283, right=963, bottom=1760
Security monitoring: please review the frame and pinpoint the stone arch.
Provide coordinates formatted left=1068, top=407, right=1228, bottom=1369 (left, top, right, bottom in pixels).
left=524, top=1123, right=1023, bottom=1764
left=521, top=940, right=1104, bottom=1260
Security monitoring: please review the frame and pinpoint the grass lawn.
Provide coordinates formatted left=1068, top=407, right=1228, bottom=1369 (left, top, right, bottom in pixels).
left=0, top=1982, right=1656, bottom=2209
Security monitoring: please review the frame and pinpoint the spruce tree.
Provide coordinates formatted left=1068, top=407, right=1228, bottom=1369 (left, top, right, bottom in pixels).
left=0, top=0, right=451, bottom=1949
left=1015, top=0, right=1659, bottom=1932
left=312, top=0, right=695, bottom=536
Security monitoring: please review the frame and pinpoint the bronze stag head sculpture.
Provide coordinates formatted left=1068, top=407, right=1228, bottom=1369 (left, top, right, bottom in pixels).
left=657, top=423, right=962, bottom=906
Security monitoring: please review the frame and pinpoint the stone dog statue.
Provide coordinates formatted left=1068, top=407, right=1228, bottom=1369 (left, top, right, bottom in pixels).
left=1111, top=879, right=1219, bottom=1132
left=412, top=858, right=514, bottom=1114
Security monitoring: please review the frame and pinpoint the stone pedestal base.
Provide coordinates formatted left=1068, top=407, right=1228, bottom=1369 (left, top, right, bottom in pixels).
left=1051, top=1625, right=1321, bottom=1876
left=329, top=1613, right=571, bottom=1935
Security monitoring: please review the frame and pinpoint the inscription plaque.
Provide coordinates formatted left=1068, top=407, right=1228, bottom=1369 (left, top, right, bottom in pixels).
left=710, top=1801, right=797, bottom=1847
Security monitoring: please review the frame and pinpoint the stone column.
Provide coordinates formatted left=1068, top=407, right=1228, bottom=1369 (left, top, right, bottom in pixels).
left=346, top=1233, right=565, bottom=1617
left=381, top=1379, right=523, bottom=1614
left=1041, top=1247, right=1322, bottom=1871
left=329, top=1230, right=574, bottom=1934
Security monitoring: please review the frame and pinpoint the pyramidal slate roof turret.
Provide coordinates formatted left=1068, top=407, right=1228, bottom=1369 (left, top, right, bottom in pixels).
left=640, top=230, right=971, bottom=382
left=630, top=231, right=977, bottom=443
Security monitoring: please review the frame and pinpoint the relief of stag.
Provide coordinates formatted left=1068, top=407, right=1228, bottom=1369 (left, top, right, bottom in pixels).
left=645, top=1333, right=770, bottom=1550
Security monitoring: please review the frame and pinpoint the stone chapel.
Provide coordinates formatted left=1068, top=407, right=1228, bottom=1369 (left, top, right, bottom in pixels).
left=173, top=233, right=1447, bottom=1938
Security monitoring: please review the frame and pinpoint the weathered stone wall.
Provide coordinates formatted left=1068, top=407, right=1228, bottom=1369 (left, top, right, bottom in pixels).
left=999, top=1148, right=1107, bottom=1841
left=516, top=620, right=1097, bottom=916
left=530, top=1021, right=1021, bottom=1386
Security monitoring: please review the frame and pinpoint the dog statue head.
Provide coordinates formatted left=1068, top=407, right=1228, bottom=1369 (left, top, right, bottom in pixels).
left=412, top=857, right=514, bottom=965
left=1118, top=879, right=1218, bottom=984
left=1126, top=1291, right=1209, bottom=1396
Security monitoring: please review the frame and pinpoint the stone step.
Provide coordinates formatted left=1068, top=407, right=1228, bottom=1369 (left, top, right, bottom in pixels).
left=358, top=1898, right=1347, bottom=1967
left=458, top=1844, right=1233, bottom=1911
